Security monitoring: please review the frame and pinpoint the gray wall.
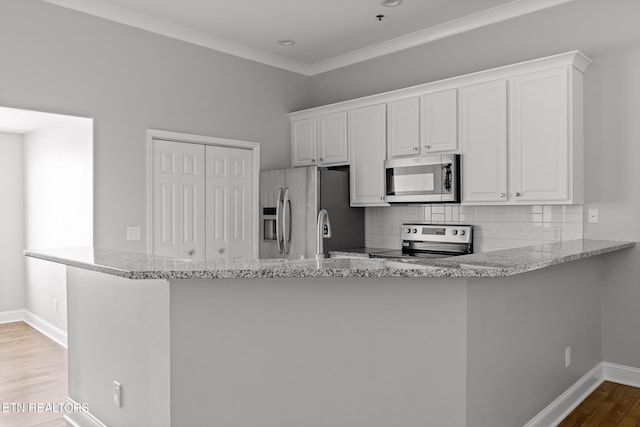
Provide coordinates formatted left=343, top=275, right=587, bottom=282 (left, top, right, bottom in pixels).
left=467, top=257, right=603, bottom=427
left=308, top=0, right=640, bottom=369
left=67, top=267, right=170, bottom=427
left=0, top=132, right=24, bottom=312
left=170, top=277, right=468, bottom=427
left=0, top=0, right=310, bottom=253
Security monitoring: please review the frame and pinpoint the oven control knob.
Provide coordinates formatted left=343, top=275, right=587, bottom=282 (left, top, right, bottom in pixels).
left=460, top=230, right=466, bottom=236
left=405, top=228, right=411, bottom=234
left=452, top=230, right=458, bottom=235
left=412, top=228, right=417, bottom=234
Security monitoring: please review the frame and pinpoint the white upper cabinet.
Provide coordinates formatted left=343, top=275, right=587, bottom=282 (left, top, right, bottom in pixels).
left=288, top=51, right=589, bottom=205
left=387, top=97, right=420, bottom=158
left=420, top=89, right=458, bottom=154
left=318, top=111, right=348, bottom=166
left=292, top=113, right=348, bottom=167
left=459, top=80, right=508, bottom=203
left=509, top=68, right=570, bottom=202
left=291, top=118, right=317, bottom=167
left=349, top=104, right=388, bottom=206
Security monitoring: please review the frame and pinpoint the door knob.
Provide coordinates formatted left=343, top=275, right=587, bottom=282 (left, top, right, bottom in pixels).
left=188, top=249, right=195, bottom=256
left=219, top=248, right=225, bottom=254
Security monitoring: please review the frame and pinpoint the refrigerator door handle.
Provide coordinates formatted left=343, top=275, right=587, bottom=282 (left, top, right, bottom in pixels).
left=283, top=187, right=291, bottom=255
left=276, top=188, right=283, bottom=254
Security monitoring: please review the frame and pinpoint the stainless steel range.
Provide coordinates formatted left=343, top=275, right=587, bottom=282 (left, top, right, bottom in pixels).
left=370, top=223, right=473, bottom=259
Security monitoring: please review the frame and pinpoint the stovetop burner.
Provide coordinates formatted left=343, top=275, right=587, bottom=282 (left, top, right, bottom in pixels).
left=368, top=250, right=455, bottom=260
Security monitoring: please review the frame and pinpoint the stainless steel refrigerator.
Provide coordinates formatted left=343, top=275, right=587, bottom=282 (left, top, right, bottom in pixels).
left=259, top=166, right=364, bottom=259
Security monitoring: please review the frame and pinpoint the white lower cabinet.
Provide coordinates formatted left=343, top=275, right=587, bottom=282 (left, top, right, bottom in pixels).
left=349, top=104, right=389, bottom=206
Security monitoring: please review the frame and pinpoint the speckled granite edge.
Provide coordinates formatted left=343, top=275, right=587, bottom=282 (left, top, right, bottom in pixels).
left=24, top=240, right=635, bottom=280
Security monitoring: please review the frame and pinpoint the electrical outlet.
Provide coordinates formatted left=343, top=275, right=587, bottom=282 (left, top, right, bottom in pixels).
left=126, top=226, right=142, bottom=241
left=53, top=298, right=58, bottom=313
left=588, top=208, right=599, bottom=224
left=565, top=347, right=571, bottom=368
left=113, top=381, right=122, bottom=408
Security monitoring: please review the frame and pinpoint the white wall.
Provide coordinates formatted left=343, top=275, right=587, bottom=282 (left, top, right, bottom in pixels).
left=0, top=132, right=25, bottom=312
left=0, top=0, right=310, bottom=253
left=24, top=119, right=93, bottom=331
left=307, top=0, right=640, bottom=370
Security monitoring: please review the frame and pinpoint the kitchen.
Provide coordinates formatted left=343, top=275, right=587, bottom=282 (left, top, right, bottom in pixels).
left=2, top=0, right=640, bottom=426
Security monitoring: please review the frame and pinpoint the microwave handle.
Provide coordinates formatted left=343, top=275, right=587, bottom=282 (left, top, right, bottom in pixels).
left=442, top=164, right=452, bottom=193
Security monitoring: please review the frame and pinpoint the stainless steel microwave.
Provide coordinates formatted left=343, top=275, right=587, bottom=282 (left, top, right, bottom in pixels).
left=384, top=154, right=460, bottom=203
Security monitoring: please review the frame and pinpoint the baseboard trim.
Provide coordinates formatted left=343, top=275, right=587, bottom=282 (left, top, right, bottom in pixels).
left=0, top=309, right=26, bottom=324
left=0, top=309, right=67, bottom=348
left=63, top=397, right=106, bottom=427
left=524, top=363, right=604, bottom=427
left=602, top=362, right=640, bottom=389
left=525, top=362, right=640, bottom=426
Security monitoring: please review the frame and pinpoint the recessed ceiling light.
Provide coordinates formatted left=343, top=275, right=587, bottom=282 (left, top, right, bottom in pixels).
left=381, top=0, right=403, bottom=7
left=277, top=39, right=296, bottom=47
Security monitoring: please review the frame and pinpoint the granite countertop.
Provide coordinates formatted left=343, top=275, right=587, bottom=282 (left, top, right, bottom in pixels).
left=23, top=240, right=634, bottom=280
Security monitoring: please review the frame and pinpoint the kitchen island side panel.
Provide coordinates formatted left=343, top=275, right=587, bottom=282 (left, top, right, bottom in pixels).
left=169, top=277, right=468, bottom=427
left=466, top=256, right=604, bottom=427
left=66, top=267, right=171, bottom=427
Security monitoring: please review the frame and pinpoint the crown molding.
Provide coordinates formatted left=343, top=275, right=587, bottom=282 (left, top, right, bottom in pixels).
left=309, top=0, right=577, bottom=75
left=41, top=0, right=313, bottom=75
left=41, top=0, right=576, bottom=77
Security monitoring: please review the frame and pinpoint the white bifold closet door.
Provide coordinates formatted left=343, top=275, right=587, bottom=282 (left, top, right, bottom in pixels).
left=152, top=140, right=206, bottom=260
left=205, top=145, right=252, bottom=261
left=152, top=139, right=253, bottom=262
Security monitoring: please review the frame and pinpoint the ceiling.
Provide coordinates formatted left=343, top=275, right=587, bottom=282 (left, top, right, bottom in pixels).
left=42, top=0, right=574, bottom=75
left=0, top=107, right=88, bottom=134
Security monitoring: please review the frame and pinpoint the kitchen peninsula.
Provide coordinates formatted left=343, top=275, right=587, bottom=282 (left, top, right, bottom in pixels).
left=25, top=240, right=632, bottom=427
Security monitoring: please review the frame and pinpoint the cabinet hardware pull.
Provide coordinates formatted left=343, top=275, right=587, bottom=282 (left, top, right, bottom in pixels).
left=413, top=147, right=418, bottom=151
left=514, top=192, right=522, bottom=197
left=312, top=159, right=316, bottom=162
left=499, top=193, right=506, bottom=198
left=219, top=248, right=225, bottom=254
left=425, top=145, right=431, bottom=150
left=319, top=157, right=324, bottom=161
left=188, top=249, right=195, bottom=256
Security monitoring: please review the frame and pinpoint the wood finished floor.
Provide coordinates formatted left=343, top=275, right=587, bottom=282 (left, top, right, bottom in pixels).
left=0, top=322, right=67, bottom=427
left=559, top=381, right=640, bottom=427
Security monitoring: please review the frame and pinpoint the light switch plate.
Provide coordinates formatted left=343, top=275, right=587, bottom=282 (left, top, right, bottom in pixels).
left=587, top=209, right=599, bottom=224
left=126, top=226, right=142, bottom=241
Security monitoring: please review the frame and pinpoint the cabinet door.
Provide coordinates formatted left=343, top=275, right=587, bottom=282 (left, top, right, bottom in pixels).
left=421, top=89, right=457, bottom=154
left=349, top=104, right=388, bottom=206
left=387, top=97, right=420, bottom=158
left=459, top=80, right=508, bottom=203
left=318, top=111, right=348, bottom=166
left=291, top=118, right=317, bottom=167
left=509, top=68, right=569, bottom=202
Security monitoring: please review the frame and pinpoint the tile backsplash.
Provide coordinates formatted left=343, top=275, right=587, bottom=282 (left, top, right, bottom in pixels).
left=365, top=205, right=584, bottom=253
